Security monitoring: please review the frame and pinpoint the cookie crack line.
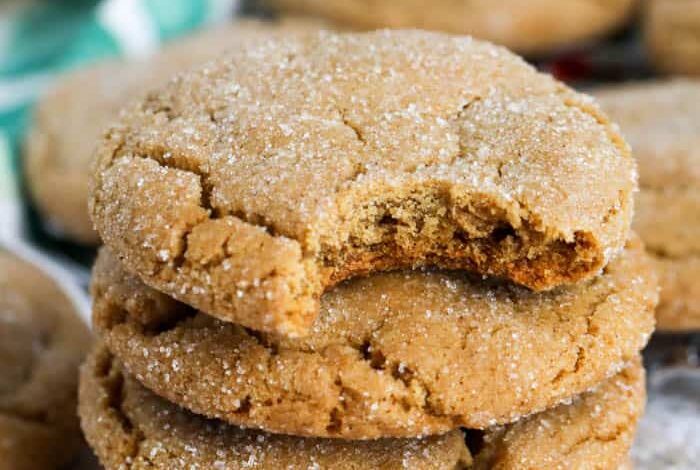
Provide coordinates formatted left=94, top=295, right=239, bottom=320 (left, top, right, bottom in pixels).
left=97, top=355, right=147, bottom=470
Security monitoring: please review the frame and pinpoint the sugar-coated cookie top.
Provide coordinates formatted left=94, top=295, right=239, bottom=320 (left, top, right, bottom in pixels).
left=91, top=29, right=636, bottom=335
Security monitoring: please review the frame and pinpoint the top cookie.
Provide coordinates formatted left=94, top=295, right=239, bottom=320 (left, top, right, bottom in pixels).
left=90, top=30, right=636, bottom=336
left=266, top=0, right=635, bottom=55
left=24, top=18, right=324, bottom=245
left=0, top=251, right=91, bottom=470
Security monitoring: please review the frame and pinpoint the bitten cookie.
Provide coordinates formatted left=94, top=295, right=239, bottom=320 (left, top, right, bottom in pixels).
left=596, top=80, right=700, bottom=331
left=24, top=18, right=323, bottom=245
left=89, top=29, right=636, bottom=336
left=0, top=251, right=91, bottom=470
left=645, top=0, right=700, bottom=76
left=80, top=346, right=644, bottom=470
left=91, top=237, right=655, bottom=439
left=265, top=0, right=636, bottom=55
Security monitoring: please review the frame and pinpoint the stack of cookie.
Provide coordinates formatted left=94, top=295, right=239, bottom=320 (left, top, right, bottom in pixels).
left=80, top=30, right=658, bottom=469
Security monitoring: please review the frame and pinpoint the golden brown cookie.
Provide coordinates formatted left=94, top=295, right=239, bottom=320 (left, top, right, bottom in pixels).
left=471, top=357, right=644, bottom=470
left=80, top=345, right=472, bottom=470
left=266, top=0, right=636, bottom=55
left=0, top=251, right=91, bottom=470
left=645, top=0, right=700, bottom=76
left=80, top=346, right=643, bottom=470
left=595, top=80, right=700, bottom=331
left=90, top=237, right=655, bottom=439
left=24, top=19, right=325, bottom=245
left=90, top=29, right=636, bottom=337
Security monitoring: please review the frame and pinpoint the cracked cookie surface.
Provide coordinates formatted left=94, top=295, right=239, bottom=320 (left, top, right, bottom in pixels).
left=471, top=357, right=644, bottom=470
left=91, top=237, right=655, bottom=439
left=80, top=346, right=643, bottom=470
left=596, top=80, right=700, bottom=331
left=24, top=18, right=324, bottom=245
left=90, top=29, right=636, bottom=337
left=264, top=0, right=635, bottom=55
left=79, top=345, right=472, bottom=470
left=0, top=251, right=91, bottom=470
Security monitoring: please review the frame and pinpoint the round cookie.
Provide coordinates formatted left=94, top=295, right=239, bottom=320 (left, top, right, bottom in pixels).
left=0, top=250, right=91, bottom=470
left=24, top=19, right=324, bottom=245
left=89, top=29, right=636, bottom=336
left=80, top=346, right=644, bottom=470
left=91, top=237, right=656, bottom=439
left=471, top=358, right=644, bottom=470
left=80, top=345, right=472, bottom=470
left=265, top=0, right=636, bottom=55
left=595, top=80, right=700, bottom=331
left=645, top=0, right=700, bottom=76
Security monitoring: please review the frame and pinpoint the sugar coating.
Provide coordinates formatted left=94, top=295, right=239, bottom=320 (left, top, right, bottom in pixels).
left=265, top=0, right=635, bottom=55
left=90, top=236, right=656, bottom=439
left=0, top=251, right=91, bottom=470
left=473, top=358, right=644, bottom=469
left=80, top=347, right=644, bottom=470
left=24, top=18, right=326, bottom=244
left=79, top=346, right=472, bottom=470
left=90, top=29, right=636, bottom=337
left=596, top=79, right=700, bottom=332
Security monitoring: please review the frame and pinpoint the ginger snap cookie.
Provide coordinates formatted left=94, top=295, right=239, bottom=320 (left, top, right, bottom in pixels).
left=24, top=19, right=324, bottom=245
left=80, top=345, right=472, bottom=470
left=596, top=80, right=700, bottom=331
left=90, top=236, right=655, bottom=439
left=89, top=29, right=636, bottom=336
left=80, top=346, right=643, bottom=470
left=471, top=357, right=644, bottom=470
left=645, top=0, right=700, bottom=76
left=0, top=251, right=91, bottom=470
left=265, top=0, right=636, bottom=55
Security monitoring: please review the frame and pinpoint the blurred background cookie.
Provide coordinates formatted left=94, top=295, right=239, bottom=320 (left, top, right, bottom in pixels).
left=0, top=250, right=91, bottom=470
left=263, top=0, right=637, bottom=55
left=596, top=79, right=700, bottom=332
left=645, top=0, right=700, bottom=76
left=23, top=18, right=324, bottom=246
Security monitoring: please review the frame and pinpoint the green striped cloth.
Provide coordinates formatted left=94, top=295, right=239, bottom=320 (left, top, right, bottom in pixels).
left=0, top=0, right=238, bottom=242
left=0, top=0, right=238, bottom=323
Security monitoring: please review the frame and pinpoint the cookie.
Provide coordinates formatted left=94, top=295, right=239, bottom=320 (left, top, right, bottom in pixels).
left=80, top=345, right=472, bottom=470
left=265, top=0, right=635, bottom=55
left=471, top=357, right=644, bottom=470
left=89, top=29, right=636, bottom=337
left=0, top=251, right=91, bottom=470
left=645, top=0, right=700, bottom=76
left=91, top=236, right=655, bottom=439
left=24, top=19, right=324, bottom=245
left=595, top=80, right=700, bottom=331
left=80, top=346, right=643, bottom=470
